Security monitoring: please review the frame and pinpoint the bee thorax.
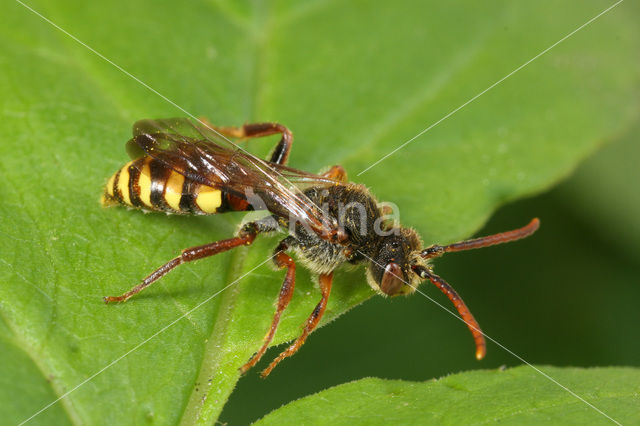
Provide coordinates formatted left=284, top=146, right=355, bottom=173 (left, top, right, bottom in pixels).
left=284, top=184, right=383, bottom=274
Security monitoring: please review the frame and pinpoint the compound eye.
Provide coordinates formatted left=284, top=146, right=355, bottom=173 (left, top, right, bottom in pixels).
left=380, top=262, right=404, bottom=296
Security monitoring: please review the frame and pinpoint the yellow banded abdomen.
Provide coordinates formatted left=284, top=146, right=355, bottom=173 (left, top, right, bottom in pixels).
left=101, top=156, right=223, bottom=215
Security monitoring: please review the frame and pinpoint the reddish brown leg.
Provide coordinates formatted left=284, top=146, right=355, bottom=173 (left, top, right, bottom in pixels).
left=240, top=239, right=297, bottom=374
left=104, top=226, right=258, bottom=303
left=198, top=118, right=293, bottom=165
left=261, top=272, right=334, bottom=377
left=322, top=165, right=348, bottom=182
left=421, top=218, right=540, bottom=259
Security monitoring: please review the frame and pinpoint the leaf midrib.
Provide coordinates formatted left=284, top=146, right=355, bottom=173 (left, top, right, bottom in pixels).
left=178, top=1, right=275, bottom=424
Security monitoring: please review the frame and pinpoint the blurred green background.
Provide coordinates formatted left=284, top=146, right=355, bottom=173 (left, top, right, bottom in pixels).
left=223, top=122, right=640, bottom=423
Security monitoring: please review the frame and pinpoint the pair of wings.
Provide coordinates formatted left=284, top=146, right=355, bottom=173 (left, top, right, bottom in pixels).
left=126, top=118, right=338, bottom=230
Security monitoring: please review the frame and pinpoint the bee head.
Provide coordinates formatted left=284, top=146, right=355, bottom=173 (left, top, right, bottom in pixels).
left=363, top=218, right=539, bottom=361
left=365, top=227, right=424, bottom=296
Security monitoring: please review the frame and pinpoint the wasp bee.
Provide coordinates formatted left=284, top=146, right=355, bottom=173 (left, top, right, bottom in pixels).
left=103, top=118, right=539, bottom=377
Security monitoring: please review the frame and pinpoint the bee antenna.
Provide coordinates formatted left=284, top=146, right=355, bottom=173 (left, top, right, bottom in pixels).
left=421, top=218, right=539, bottom=259
left=412, top=265, right=486, bottom=360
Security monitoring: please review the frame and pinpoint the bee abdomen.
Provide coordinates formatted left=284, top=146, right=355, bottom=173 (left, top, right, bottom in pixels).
left=101, top=156, right=225, bottom=215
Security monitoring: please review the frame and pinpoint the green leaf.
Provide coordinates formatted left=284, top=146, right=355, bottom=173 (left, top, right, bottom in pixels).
left=256, top=366, right=640, bottom=425
left=0, top=1, right=638, bottom=424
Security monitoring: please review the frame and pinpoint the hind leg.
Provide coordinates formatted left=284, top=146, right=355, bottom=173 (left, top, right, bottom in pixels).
left=198, top=118, right=293, bottom=165
left=261, top=271, right=334, bottom=377
left=240, top=237, right=297, bottom=374
left=104, top=222, right=269, bottom=303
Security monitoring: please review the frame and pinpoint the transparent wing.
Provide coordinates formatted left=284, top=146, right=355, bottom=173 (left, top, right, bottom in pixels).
left=126, top=118, right=340, bottom=234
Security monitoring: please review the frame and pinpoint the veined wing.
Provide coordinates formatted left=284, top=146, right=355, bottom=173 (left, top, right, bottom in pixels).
left=126, top=118, right=341, bottom=235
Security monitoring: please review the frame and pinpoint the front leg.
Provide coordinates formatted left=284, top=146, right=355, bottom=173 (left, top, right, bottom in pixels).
left=261, top=271, right=334, bottom=377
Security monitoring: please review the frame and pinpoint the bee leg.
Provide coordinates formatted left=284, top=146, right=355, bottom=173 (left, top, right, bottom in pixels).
left=261, top=271, right=334, bottom=377
left=103, top=223, right=260, bottom=303
left=322, top=165, right=348, bottom=182
left=240, top=237, right=297, bottom=374
left=197, top=118, right=293, bottom=166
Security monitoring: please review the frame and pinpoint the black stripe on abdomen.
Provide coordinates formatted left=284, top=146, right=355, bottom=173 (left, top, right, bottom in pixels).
left=149, top=158, right=171, bottom=211
left=128, top=158, right=144, bottom=208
